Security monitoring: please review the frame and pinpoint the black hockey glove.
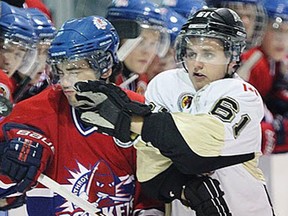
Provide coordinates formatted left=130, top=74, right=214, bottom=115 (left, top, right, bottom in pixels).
left=0, top=123, right=54, bottom=193
left=182, top=176, right=231, bottom=216
left=74, top=80, right=151, bottom=142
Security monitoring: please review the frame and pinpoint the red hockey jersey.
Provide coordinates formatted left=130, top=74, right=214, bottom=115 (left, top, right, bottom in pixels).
left=0, top=85, right=163, bottom=215
left=241, top=47, right=279, bottom=98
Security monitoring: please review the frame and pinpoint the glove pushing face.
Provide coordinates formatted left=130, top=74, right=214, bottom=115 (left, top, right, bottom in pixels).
left=74, top=80, right=151, bottom=142
left=1, top=123, right=54, bottom=193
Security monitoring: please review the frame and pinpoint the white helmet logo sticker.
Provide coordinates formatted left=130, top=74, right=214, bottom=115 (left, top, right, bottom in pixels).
left=93, top=17, right=108, bottom=30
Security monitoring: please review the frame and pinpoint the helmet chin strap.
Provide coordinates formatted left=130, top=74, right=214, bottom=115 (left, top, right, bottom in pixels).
left=182, top=62, right=189, bottom=74
left=224, top=56, right=240, bottom=78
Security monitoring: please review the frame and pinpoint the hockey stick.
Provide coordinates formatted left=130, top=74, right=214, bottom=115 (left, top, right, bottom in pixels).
left=119, top=74, right=139, bottom=88
left=38, top=174, right=103, bottom=216
left=117, top=37, right=143, bottom=62
left=237, top=50, right=263, bottom=81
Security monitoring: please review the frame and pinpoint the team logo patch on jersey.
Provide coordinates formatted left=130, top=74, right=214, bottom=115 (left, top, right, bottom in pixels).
left=59, top=160, right=135, bottom=215
left=178, top=93, right=193, bottom=111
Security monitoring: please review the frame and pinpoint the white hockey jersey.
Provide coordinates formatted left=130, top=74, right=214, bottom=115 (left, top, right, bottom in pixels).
left=138, top=68, right=274, bottom=216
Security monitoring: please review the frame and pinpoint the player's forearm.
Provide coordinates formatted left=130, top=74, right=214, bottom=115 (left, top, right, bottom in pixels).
left=136, top=112, right=255, bottom=174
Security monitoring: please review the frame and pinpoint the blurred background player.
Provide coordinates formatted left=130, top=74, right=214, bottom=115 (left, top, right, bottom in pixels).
left=161, top=0, right=207, bottom=19
left=240, top=0, right=288, bottom=154
left=0, top=1, right=37, bottom=109
left=0, top=15, right=164, bottom=215
left=106, top=0, right=170, bottom=95
left=2, top=0, right=53, bottom=20
left=207, top=0, right=267, bottom=50
left=146, top=7, right=186, bottom=81
left=14, top=8, right=56, bottom=102
left=146, top=0, right=207, bottom=81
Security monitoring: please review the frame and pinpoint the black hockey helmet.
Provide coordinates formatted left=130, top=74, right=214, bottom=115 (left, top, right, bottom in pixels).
left=175, top=7, right=247, bottom=64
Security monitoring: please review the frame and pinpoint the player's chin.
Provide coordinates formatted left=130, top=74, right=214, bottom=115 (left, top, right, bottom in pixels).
left=191, top=78, right=209, bottom=91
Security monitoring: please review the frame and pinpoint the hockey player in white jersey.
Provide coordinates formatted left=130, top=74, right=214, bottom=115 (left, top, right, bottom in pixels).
left=73, top=7, right=275, bottom=216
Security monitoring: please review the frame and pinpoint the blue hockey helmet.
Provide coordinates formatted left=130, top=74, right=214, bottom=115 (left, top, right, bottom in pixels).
left=106, top=0, right=165, bottom=27
left=106, top=0, right=170, bottom=62
left=264, top=0, right=288, bottom=21
left=48, top=16, right=120, bottom=77
left=160, top=7, right=186, bottom=44
left=161, top=0, right=207, bottom=19
left=0, top=1, right=37, bottom=48
left=26, top=8, right=56, bottom=41
left=0, top=2, right=38, bottom=76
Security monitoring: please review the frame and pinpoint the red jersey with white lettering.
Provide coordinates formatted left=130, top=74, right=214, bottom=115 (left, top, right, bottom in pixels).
left=0, top=85, right=163, bottom=216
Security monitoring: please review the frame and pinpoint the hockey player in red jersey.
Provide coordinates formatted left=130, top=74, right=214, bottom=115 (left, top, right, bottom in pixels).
left=240, top=0, right=288, bottom=154
left=0, top=16, right=164, bottom=215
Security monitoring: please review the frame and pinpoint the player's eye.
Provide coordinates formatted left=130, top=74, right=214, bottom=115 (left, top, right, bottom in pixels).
left=203, top=52, right=215, bottom=60
left=186, top=49, right=197, bottom=59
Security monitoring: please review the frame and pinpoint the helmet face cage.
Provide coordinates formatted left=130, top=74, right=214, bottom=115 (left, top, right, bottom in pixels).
left=175, top=8, right=246, bottom=66
left=221, top=1, right=267, bottom=49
